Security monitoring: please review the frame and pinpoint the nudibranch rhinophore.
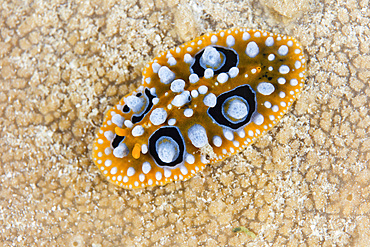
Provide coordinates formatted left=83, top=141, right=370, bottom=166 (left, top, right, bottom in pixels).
left=92, top=28, right=306, bottom=189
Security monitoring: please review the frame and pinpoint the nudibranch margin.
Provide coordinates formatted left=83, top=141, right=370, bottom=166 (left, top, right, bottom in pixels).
left=92, top=27, right=307, bottom=189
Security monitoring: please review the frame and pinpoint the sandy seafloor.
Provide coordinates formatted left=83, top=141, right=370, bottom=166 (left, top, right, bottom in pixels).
left=1, top=0, right=370, bottom=246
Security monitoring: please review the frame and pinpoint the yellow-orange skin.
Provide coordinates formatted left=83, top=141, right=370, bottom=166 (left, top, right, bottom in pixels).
left=92, top=28, right=306, bottom=189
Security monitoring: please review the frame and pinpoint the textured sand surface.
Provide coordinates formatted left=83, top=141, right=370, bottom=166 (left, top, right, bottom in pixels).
left=1, top=0, right=370, bottom=246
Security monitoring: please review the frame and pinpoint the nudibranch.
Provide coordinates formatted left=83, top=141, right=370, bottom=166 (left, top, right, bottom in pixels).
left=92, top=28, right=306, bottom=189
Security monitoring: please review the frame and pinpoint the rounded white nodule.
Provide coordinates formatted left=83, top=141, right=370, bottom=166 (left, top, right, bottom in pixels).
left=188, top=124, right=208, bottom=148
left=150, top=108, right=168, bottom=126
left=124, top=95, right=144, bottom=113
left=201, top=46, right=222, bottom=68
left=212, top=135, right=222, bottom=147
left=226, top=99, right=248, bottom=120
left=158, top=66, right=176, bottom=84
left=257, top=82, right=275, bottom=95
left=203, top=93, right=217, bottom=107
left=113, top=143, right=129, bottom=158
left=246, top=41, right=259, bottom=58
left=170, top=79, right=185, bottom=92
left=156, top=137, right=179, bottom=163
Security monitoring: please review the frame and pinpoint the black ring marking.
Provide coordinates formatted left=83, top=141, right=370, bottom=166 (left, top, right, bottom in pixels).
left=148, top=126, right=185, bottom=168
left=207, top=85, right=256, bottom=130
left=112, top=134, right=125, bottom=149
left=190, top=46, right=239, bottom=78
left=131, top=88, right=156, bottom=124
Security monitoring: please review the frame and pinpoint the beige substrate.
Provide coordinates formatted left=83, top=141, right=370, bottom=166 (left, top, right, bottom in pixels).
left=1, top=0, right=369, bottom=246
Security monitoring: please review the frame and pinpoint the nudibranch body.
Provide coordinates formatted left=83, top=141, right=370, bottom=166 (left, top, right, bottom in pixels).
left=93, top=28, right=306, bottom=189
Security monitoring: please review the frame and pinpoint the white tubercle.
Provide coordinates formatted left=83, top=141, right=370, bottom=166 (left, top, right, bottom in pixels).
left=201, top=46, right=221, bottom=68
left=188, top=124, right=208, bottom=148
left=170, top=79, right=185, bottom=92
left=158, top=66, right=176, bottom=84
left=172, top=91, right=191, bottom=107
